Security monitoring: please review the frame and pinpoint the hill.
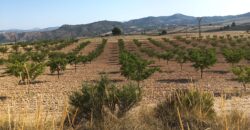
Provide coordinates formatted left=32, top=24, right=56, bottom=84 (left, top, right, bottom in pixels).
left=1, top=12, right=250, bottom=43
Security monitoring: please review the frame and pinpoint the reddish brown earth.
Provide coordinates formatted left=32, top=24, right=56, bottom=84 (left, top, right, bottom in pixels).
left=0, top=35, right=250, bottom=119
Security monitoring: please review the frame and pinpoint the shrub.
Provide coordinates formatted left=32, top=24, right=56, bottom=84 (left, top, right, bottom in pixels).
left=68, top=76, right=141, bottom=128
left=155, top=89, right=215, bottom=130
left=189, top=48, right=217, bottom=79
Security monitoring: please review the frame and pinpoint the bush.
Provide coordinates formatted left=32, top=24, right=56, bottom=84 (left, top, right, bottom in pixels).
left=155, top=89, right=215, bottom=130
left=68, top=76, right=141, bottom=128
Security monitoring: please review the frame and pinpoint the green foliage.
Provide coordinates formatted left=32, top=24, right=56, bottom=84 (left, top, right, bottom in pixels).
left=11, top=44, right=19, bottom=52
left=222, top=48, right=243, bottom=66
left=133, top=39, right=142, bottom=47
left=140, top=48, right=157, bottom=57
left=23, top=47, right=33, bottom=52
left=159, top=50, right=175, bottom=64
left=52, top=39, right=78, bottom=50
left=30, top=52, right=47, bottom=63
left=6, top=62, right=45, bottom=84
left=86, top=39, right=106, bottom=62
left=148, top=38, right=165, bottom=48
left=232, top=66, right=250, bottom=91
left=120, top=51, right=159, bottom=86
left=69, top=76, right=141, bottom=126
left=0, top=46, right=8, bottom=54
left=189, top=48, right=217, bottom=78
left=155, top=89, right=215, bottom=130
left=175, top=50, right=189, bottom=70
left=160, top=30, right=167, bottom=35
left=112, top=27, right=122, bottom=35
left=8, top=53, right=29, bottom=63
left=66, top=53, right=81, bottom=72
left=72, top=41, right=90, bottom=54
left=0, top=58, right=6, bottom=65
left=244, top=49, right=250, bottom=62
left=47, top=57, right=67, bottom=78
left=48, top=52, right=66, bottom=59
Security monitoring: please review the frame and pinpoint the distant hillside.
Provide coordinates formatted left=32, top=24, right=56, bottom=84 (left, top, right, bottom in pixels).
left=1, top=12, right=250, bottom=43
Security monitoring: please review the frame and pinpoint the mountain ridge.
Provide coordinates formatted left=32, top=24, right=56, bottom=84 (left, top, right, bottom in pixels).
left=1, top=12, right=250, bottom=43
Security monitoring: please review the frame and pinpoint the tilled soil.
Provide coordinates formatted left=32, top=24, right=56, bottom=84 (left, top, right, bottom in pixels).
left=0, top=37, right=249, bottom=119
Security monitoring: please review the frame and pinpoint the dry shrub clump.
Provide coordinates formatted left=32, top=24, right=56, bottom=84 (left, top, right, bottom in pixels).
left=155, top=89, right=216, bottom=130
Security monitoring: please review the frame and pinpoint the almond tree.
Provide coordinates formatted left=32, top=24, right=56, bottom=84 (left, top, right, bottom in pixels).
left=159, top=50, right=174, bottom=65
left=30, top=52, right=47, bottom=63
left=47, top=57, right=67, bottom=79
left=6, top=53, right=45, bottom=84
left=189, top=48, right=217, bottom=79
left=66, top=53, right=81, bottom=72
left=12, top=44, right=19, bottom=53
left=222, top=48, right=243, bottom=66
left=120, top=51, right=159, bottom=87
left=175, top=50, right=189, bottom=71
left=232, top=66, right=250, bottom=91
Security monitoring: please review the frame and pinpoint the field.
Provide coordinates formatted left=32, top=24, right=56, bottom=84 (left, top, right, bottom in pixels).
left=0, top=31, right=250, bottom=129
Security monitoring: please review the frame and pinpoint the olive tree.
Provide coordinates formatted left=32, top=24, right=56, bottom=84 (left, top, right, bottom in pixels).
left=189, top=48, right=217, bottom=79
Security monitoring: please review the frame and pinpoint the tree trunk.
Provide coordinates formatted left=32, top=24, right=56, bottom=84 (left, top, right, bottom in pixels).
left=57, top=69, right=60, bottom=79
left=200, top=69, right=203, bottom=79
left=243, top=82, right=247, bottom=92
left=74, top=63, right=77, bottom=72
left=180, top=63, right=183, bottom=71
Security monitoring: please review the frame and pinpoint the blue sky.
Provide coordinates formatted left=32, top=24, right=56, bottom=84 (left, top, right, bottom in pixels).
left=0, top=0, right=250, bottom=30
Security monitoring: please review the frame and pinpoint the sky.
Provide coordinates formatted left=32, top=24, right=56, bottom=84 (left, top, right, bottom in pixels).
left=0, top=0, right=250, bottom=30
